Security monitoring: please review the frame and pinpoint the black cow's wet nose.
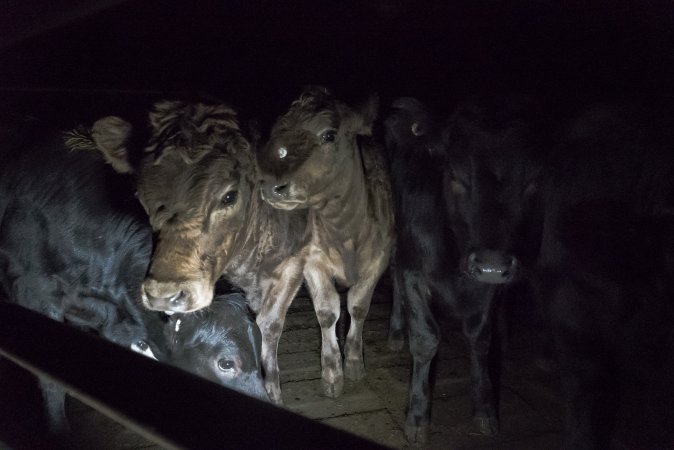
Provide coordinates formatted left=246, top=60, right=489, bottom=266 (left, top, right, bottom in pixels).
left=272, top=183, right=289, bottom=198
left=467, top=250, right=518, bottom=284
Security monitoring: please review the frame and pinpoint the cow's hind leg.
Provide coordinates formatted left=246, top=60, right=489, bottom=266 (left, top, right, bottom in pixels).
left=462, top=299, right=499, bottom=436
left=387, top=271, right=405, bottom=351
left=305, top=265, right=343, bottom=398
left=402, top=273, right=438, bottom=444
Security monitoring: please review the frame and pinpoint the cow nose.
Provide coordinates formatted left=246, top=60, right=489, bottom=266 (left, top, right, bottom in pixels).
left=142, top=283, right=188, bottom=312
left=272, top=183, right=289, bottom=198
left=467, top=250, right=518, bottom=284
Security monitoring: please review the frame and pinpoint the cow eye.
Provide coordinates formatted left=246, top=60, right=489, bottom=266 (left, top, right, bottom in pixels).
left=221, top=190, right=238, bottom=207
left=411, top=122, right=424, bottom=136
left=320, top=130, right=337, bottom=144
left=217, top=359, right=236, bottom=371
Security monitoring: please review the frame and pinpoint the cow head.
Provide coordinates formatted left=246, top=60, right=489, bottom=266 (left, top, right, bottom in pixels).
left=257, top=86, right=378, bottom=210
left=442, top=98, right=543, bottom=284
left=92, top=101, right=256, bottom=312
left=164, top=294, right=269, bottom=401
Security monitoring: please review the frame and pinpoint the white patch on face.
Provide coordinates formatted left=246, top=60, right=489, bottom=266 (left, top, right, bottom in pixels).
left=131, top=341, right=159, bottom=361
left=278, top=146, right=288, bottom=159
left=175, top=318, right=182, bottom=333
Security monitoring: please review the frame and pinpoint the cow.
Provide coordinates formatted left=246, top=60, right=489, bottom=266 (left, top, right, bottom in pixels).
left=0, top=119, right=268, bottom=436
left=383, top=96, right=545, bottom=443
left=534, top=104, right=674, bottom=450
left=164, top=293, right=268, bottom=402
left=256, top=86, right=395, bottom=399
left=88, top=100, right=310, bottom=404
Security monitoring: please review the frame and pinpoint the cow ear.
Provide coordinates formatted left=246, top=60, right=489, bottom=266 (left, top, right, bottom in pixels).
left=91, top=116, right=134, bottom=174
left=348, top=93, right=379, bottom=136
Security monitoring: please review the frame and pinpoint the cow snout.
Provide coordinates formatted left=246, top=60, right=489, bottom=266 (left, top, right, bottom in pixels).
left=272, top=183, right=289, bottom=198
left=260, top=178, right=288, bottom=202
left=466, top=250, right=518, bottom=284
left=143, top=285, right=187, bottom=312
left=141, top=278, right=194, bottom=312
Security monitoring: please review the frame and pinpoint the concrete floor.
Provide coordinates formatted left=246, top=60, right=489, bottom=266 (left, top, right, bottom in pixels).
left=0, top=279, right=565, bottom=449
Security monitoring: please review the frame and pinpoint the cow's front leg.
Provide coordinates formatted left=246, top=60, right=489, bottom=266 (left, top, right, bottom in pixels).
left=305, top=264, right=343, bottom=398
left=462, top=300, right=499, bottom=436
left=256, top=272, right=303, bottom=404
left=403, top=272, right=438, bottom=444
left=344, top=274, right=380, bottom=381
left=39, top=378, right=69, bottom=435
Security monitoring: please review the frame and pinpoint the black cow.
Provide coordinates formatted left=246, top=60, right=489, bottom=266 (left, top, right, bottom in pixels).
left=0, top=119, right=267, bottom=436
left=165, top=293, right=268, bottom=401
left=534, top=104, right=674, bottom=450
left=384, top=97, right=544, bottom=443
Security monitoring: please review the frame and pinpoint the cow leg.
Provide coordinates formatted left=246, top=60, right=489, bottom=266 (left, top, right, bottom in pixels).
left=387, top=267, right=405, bottom=351
left=344, top=279, right=376, bottom=381
left=305, top=265, right=343, bottom=398
left=550, top=282, right=614, bottom=450
left=256, top=272, right=304, bottom=405
left=462, top=302, right=499, bottom=436
left=402, top=273, right=438, bottom=444
left=38, top=378, right=69, bottom=435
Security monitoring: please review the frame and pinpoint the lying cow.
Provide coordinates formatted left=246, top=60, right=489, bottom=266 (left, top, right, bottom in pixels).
left=88, top=101, right=310, bottom=403
left=534, top=104, right=674, bottom=449
left=0, top=119, right=268, bottom=435
left=257, top=86, right=395, bottom=399
left=384, top=97, right=544, bottom=443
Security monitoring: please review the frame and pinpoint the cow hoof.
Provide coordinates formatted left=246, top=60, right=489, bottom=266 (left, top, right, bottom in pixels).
left=471, top=416, right=499, bottom=436
left=404, top=423, right=429, bottom=444
left=344, top=360, right=365, bottom=381
left=265, top=385, right=284, bottom=405
left=387, top=333, right=405, bottom=352
left=322, top=378, right=344, bottom=398
left=269, top=394, right=284, bottom=406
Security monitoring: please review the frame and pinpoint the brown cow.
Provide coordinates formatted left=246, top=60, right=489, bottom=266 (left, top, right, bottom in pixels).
left=257, top=86, right=395, bottom=398
left=86, top=100, right=310, bottom=403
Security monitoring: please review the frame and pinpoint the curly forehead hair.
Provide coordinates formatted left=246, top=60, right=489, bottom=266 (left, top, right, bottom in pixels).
left=146, top=100, right=250, bottom=165
left=274, top=86, right=342, bottom=130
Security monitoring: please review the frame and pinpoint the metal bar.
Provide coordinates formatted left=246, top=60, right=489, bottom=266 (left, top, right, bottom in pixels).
left=0, top=302, right=386, bottom=450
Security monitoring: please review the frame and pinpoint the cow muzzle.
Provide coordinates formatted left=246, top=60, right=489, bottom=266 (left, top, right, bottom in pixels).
left=259, top=179, right=307, bottom=210
left=141, top=278, right=213, bottom=313
left=466, top=250, right=518, bottom=284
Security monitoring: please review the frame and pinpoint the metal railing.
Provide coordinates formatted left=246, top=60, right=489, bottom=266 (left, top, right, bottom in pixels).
left=0, top=302, right=386, bottom=450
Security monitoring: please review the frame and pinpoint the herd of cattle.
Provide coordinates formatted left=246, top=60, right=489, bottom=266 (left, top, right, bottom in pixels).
left=0, top=87, right=672, bottom=449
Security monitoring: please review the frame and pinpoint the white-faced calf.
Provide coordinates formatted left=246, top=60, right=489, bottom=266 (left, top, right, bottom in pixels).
left=257, top=86, right=395, bottom=399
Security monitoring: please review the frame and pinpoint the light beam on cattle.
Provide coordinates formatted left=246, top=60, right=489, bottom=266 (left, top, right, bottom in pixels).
left=0, top=117, right=270, bottom=437
left=257, top=86, right=395, bottom=399
left=384, top=96, right=546, bottom=443
left=89, top=100, right=311, bottom=404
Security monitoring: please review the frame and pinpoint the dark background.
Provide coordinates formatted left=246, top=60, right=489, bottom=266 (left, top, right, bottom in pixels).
left=1, top=0, right=674, bottom=129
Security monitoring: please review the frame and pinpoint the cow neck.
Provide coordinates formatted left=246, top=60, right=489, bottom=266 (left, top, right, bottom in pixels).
left=312, top=143, right=369, bottom=245
left=238, top=182, right=282, bottom=268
